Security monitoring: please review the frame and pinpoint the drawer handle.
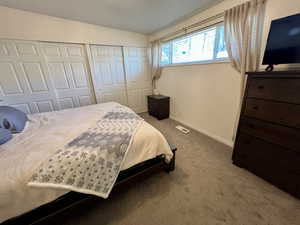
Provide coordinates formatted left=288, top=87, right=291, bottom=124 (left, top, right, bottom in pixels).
left=258, top=85, right=264, bottom=89
left=253, top=106, right=259, bottom=110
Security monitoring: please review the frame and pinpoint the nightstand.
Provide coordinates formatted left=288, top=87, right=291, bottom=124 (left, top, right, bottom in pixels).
left=147, top=95, right=170, bottom=120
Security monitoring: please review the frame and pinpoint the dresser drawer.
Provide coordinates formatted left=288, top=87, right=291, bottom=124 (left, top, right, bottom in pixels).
left=247, top=78, right=300, bottom=104
left=233, top=133, right=300, bottom=198
left=244, top=98, right=300, bottom=128
left=234, top=133, right=300, bottom=171
left=239, top=117, right=300, bottom=152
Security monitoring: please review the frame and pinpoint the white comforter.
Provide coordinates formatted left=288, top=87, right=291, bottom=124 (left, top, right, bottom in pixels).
left=0, top=102, right=173, bottom=222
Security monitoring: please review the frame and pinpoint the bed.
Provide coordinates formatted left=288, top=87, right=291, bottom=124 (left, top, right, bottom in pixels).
left=0, top=102, right=175, bottom=224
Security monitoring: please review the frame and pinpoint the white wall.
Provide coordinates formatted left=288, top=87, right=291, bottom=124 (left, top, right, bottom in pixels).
left=150, top=0, right=300, bottom=147
left=157, top=63, right=240, bottom=146
left=0, top=6, right=147, bottom=47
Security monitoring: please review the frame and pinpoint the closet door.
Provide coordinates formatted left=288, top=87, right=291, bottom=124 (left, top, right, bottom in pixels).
left=123, top=47, right=152, bottom=113
left=90, top=45, right=127, bottom=105
left=0, top=40, right=59, bottom=114
left=42, top=43, right=95, bottom=110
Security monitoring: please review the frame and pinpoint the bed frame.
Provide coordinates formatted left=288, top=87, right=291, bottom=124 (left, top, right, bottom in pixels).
left=2, top=145, right=177, bottom=225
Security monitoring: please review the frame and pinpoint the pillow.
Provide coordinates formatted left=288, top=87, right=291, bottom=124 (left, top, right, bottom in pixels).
left=0, top=128, right=12, bottom=144
left=0, top=106, right=28, bottom=133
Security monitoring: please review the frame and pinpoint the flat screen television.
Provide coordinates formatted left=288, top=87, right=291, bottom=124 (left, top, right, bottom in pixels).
left=262, top=13, right=300, bottom=71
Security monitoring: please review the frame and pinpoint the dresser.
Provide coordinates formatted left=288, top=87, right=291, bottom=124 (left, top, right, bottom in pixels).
left=147, top=95, right=170, bottom=120
left=233, top=71, right=300, bottom=199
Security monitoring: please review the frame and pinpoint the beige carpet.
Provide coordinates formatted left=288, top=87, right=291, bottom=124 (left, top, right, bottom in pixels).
left=38, top=114, right=300, bottom=225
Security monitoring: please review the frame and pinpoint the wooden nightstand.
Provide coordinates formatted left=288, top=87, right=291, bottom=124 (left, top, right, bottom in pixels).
left=147, top=95, right=170, bottom=120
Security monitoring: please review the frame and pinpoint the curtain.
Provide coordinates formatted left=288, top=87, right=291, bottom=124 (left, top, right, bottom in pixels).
left=151, top=40, right=162, bottom=90
left=224, top=0, right=266, bottom=140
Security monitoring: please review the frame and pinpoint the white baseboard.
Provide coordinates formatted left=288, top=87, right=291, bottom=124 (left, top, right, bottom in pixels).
left=170, top=115, right=234, bottom=148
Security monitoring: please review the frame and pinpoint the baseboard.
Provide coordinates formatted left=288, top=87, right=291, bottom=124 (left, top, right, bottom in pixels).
left=170, top=115, right=234, bottom=148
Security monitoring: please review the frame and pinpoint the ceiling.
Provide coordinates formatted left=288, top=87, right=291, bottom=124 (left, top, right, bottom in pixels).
left=0, top=0, right=223, bottom=34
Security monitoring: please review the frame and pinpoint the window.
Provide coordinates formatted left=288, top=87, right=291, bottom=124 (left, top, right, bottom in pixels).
left=161, top=24, right=228, bottom=66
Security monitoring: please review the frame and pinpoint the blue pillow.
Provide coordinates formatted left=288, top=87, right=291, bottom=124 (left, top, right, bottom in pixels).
left=0, top=106, right=28, bottom=133
left=0, top=128, right=12, bottom=144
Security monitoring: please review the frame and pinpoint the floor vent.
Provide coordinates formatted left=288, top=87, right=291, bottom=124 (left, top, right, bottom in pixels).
left=175, top=125, right=190, bottom=134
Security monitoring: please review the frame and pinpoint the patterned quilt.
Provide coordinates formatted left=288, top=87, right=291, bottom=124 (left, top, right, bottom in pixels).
left=28, top=105, right=143, bottom=198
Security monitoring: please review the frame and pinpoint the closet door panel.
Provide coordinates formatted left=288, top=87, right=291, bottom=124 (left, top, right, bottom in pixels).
left=123, top=47, right=152, bottom=113
left=47, top=62, right=70, bottom=90
left=99, top=90, right=128, bottom=105
left=0, top=40, right=59, bottom=114
left=21, top=62, right=49, bottom=93
left=91, top=45, right=127, bottom=105
left=58, top=97, right=75, bottom=110
left=43, top=43, right=95, bottom=110
left=0, top=61, right=23, bottom=95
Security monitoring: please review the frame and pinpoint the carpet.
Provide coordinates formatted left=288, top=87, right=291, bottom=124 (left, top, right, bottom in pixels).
left=37, top=114, right=300, bottom=225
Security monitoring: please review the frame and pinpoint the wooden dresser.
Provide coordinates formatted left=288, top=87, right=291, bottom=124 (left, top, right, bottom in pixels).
left=233, top=71, right=300, bottom=198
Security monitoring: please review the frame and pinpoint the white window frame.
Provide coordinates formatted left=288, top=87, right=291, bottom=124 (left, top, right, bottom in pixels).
left=160, top=24, right=229, bottom=67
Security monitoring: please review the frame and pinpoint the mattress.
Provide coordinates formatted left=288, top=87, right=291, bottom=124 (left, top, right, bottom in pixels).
left=0, top=102, right=173, bottom=222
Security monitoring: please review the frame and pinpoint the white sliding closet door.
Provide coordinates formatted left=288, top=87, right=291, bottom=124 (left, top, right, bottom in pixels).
left=42, top=43, right=95, bottom=110
left=0, top=40, right=95, bottom=113
left=0, top=40, right=59, bottom=113
left=123, top=47, right=152, bottom=113
left=90, top=45, right=127, bottom=105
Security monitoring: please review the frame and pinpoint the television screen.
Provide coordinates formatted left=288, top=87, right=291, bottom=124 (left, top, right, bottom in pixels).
left=263, top=13, right=300, bottom=65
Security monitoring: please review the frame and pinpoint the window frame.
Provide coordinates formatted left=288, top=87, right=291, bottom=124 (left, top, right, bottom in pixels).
left=160, top=23, right=229, bottom=67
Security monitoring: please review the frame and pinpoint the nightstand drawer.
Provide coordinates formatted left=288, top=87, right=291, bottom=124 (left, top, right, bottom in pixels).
left=244, top=98, right=300, bottom=128
left=247, top=78, right=300, bottom=104
left=239, top=117, right=300, bottom=152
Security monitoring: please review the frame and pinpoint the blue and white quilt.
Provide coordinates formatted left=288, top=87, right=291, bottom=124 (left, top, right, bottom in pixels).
left=28, top=105, right=143, bottom=198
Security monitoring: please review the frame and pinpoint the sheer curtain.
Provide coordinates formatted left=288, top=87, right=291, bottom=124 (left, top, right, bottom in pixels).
left=224, top=0, right=266, bottom=140
left=151, top=40, right=162, bottom=90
